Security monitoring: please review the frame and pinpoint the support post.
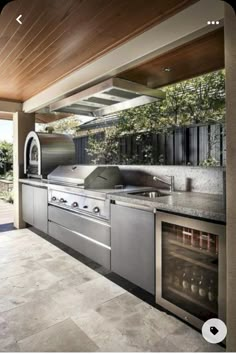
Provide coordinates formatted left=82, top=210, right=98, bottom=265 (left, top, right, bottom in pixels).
left=224, top=3, right=236, bottom=351
left=13, top=112, right=35, bottom=229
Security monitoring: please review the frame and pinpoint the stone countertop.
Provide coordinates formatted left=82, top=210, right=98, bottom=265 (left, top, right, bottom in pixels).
left=19, top=178, right=49, bottom=187
left=107, top=189, right=226, bottom=223
left=19, top=178, right=225, bottom=223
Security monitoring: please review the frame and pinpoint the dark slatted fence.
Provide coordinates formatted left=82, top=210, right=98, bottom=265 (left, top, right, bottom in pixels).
left=74, top=123, right=225, bottom=166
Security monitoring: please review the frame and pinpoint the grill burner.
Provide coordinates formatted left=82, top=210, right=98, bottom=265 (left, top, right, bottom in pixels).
left=48, top=165, right=122, bottom=220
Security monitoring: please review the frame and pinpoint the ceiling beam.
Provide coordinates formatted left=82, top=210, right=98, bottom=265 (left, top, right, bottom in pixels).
left=35, top=113, right=74, bottom=124
left=0, top=100, right=22, bottom=113
left=0, top=112, right=13, bottom=120
left=23, top=0, right=224, bottom=113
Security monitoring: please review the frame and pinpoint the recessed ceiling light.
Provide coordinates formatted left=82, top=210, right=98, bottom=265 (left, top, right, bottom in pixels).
left=163, top=67, right=172, bottom=72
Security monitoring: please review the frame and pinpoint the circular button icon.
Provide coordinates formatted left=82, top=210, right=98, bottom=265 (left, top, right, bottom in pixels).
left=202, top=318, right=227, bottom=344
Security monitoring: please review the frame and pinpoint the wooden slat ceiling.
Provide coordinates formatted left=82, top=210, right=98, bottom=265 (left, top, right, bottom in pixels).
left=0, top=0, right=196, bottom=102
left=119, top=28, right=224, bottom=88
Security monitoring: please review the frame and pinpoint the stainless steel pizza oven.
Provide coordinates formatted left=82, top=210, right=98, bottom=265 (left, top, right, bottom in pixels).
left=24, top=131, right=75, bottom=178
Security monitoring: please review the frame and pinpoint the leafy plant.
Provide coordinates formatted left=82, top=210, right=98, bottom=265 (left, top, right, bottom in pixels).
left=86, top=70, right=225, bottom=165
left=0, top=141, right=13, bottom=174
left=37, top=116, right=82, bottom=135
left=199, top=157, right=220, bottom=167
left=0, top=190, right=14, bottom=204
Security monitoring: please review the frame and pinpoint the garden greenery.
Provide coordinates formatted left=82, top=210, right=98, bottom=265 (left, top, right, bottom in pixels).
left=86, top=70, right=225, bottom=165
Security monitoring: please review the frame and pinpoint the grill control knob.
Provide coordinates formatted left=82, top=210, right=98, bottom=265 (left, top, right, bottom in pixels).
left=60, top=198, right=66, bottom=203
left=72, top=202, right=78, bottom=208
left=93, top=207, right=100, bottom=214
left=51, top=196, right=57, bottom=201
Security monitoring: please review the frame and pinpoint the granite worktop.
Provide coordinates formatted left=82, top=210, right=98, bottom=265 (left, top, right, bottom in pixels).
left=19, top=178, right=225, bottom=223
left=108, top=189, right=226, bottom=223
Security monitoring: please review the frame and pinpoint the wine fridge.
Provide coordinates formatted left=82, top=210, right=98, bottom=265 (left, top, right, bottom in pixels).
left=156, top=211, right=226, bottom=330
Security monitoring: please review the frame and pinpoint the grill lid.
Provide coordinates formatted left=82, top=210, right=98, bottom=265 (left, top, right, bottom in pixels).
left=48, top=165, right=122, bottom=189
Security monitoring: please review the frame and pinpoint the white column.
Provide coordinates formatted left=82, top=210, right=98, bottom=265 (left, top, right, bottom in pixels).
left=13, top=112, right=35, bottom=229
left=224, top=3, right=236, bottom=351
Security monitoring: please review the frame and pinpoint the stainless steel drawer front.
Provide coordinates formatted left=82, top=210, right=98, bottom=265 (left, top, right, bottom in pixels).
left=48, top=221, right=111, bottom=269
left=48, top=205, right=110, bottom=246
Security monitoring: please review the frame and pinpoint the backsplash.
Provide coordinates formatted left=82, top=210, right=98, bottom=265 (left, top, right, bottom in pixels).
left=119, top=166, right=224, bottom=195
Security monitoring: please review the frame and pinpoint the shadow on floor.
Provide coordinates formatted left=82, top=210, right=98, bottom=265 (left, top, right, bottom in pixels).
left=0, top=223, right=15, bottom=233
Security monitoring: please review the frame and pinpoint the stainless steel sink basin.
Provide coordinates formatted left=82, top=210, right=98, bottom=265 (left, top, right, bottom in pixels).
left=128, top=190, right=170, bottom=198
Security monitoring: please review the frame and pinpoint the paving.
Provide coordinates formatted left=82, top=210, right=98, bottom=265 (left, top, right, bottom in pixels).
left=0, top=199, right=14, bottom=229
left=0, top=226, right=224, bottom=351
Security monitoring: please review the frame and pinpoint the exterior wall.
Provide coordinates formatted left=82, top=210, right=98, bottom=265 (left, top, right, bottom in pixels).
left=225, top=3, right=236, bottom=351
left=13, top=112, right=35, bottom=229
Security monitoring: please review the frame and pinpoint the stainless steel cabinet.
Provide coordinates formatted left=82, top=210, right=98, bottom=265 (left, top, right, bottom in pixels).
left=22, top=184, right=48, bottom=233
left=22, top=184, right=34, bottom=225
left=111, top=202, right=155, bottom=294
left=156, top=211, right=226, bottom=330
left=33, top=187, right=48, bottom=233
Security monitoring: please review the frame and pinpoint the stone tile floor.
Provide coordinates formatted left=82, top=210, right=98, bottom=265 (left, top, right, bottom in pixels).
left=0, top=200, right=14, bottom=232
left=0, top=227, right=224, bottom=352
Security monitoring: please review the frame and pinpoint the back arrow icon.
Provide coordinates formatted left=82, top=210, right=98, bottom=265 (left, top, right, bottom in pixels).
left=16, top=14, right=22, bottom=24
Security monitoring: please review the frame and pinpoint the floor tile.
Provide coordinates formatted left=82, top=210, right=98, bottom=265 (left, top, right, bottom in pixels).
left=37, top=254, right=92, bottom=279
left=18, top=318, right=98, bottom=352
left=1, top=297, right=68, bottom=341
left=0, top=316, right=17, bottom=350
left=168, top=323, right=218, bottom=352
left=95, top=292, right=142, bottom=323
left=52, top=275, right=126, bottom=317
left=0, top=226, right=218, bottom=352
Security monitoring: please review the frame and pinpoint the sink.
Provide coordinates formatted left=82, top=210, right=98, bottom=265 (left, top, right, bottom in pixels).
left=128, top=190, right=170, bottom=198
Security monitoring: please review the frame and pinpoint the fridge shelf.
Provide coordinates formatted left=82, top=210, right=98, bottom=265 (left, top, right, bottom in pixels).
left=167, top=286, right=217, bottom=314
left=168, top=239, right=217, bottom=258
left=169, top=251, right=217, bottom=273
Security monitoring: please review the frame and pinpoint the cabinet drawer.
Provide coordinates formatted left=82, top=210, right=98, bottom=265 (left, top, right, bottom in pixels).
left=48, top=206, right=110, bottom=246
left=48, top=221, right=111, bottom=269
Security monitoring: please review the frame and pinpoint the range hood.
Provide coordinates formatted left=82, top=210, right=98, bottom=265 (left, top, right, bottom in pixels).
left=50, top=78, right=165, bottom=117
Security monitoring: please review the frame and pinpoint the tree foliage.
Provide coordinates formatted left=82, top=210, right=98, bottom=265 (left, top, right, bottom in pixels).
left=37, top=116, right=81, bottom=135
left=0, top=141, right=13, bottom=177
left=87, top=70, right=225, bottom=165
left=0, top=141, right=13, bottom=165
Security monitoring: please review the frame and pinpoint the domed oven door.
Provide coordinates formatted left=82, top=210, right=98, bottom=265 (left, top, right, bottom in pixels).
left=24, top=132, right=41, bottom=178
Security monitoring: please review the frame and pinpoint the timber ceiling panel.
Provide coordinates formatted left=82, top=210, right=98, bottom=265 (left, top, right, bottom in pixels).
left=0, top=0, right=196, bottom=102
left=119, top=28, right=224, bottom=88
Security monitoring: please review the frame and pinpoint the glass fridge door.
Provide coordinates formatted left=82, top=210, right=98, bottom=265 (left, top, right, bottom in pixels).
left=162, top=222, right=219, bottom=322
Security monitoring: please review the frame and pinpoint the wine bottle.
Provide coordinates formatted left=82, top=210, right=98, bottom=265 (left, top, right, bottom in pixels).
left=208, top=234, right=217, bottom=253
left=182, top=265, right=191, bottom=293
left=176, top=226, right=183, bottom=243
left=191, top=229, right=200, bottom=248
left=173, top=262, right=182, bottom=289
left=199, top=272, right=208, bottom=299
left=183, top=228, right=192, bottom=245
left=200, top=232, right=209, bottom=250
left=190, top=268, right=199, bottom=297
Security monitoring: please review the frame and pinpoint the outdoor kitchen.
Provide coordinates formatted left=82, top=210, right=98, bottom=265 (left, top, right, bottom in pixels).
left=0, top=0, right=235, bottom=352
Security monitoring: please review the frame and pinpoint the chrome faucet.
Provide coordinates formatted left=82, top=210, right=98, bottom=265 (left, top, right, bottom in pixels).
left=153, top=175, right=174, bottom=192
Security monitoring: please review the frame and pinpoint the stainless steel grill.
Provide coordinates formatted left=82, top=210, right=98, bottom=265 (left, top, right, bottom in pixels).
left=47, top=165, right=122, bottom=220
left=48, top=165, right=121, bottom=189
left=47, top=165, right=123, bottom=269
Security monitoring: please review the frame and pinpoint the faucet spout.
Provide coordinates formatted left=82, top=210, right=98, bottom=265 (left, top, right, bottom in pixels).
left=153, top=175, right=174, bottom=192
